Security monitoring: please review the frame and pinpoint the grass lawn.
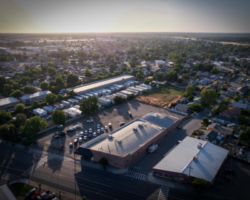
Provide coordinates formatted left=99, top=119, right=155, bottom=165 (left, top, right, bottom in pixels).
left=136, top=85, right=184, bottom=107
left=11, top=183, right=35, bottom=195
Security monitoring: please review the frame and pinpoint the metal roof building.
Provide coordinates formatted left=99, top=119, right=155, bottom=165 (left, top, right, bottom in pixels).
left=0, top=97, right=20, bottom=110
left=19, top=90, right=51, bottom=103
left=75, top=111, right=180, bottom=168
left=153, top=136, right=228, bottom=183
left=67, top=75, right=134, bottom=95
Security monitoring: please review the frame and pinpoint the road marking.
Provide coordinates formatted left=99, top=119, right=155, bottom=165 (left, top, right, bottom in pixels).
left=125, top=171, right=147, bottom=181
left=158, top=185, right=169, bottom=200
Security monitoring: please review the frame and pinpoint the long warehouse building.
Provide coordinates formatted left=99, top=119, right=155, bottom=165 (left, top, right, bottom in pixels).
left=75, top=111, right=181, bottom=168
left=67, top=75, right=135, bottom=95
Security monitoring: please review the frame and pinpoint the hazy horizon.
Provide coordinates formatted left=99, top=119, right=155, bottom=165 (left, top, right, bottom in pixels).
left=0, top=0, right=250, bottom=34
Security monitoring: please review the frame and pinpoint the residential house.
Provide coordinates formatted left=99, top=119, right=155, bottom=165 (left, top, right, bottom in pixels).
left=175, top=104, right=189, bottom=113
left=235, top=85, right=249, bottom=95
left=214, top=115, right=239, bottom=126
left=221, top=106, right=242, bottom=119
left=230, top=102, right=248, bottom=109
left=202, top=130, right=222, bottom=144
left=200, top=71, right=210, bottom=77
left=198, top=78, right=211, bottom=85
left=207, top=123, right=233, bottom=136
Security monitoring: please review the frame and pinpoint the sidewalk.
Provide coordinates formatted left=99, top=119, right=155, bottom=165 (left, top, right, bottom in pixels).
left=147, top=174, right=175, bottom=188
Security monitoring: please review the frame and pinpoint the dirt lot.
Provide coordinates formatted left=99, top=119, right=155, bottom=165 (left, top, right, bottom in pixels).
left=136, top=86, right=184, bottom=107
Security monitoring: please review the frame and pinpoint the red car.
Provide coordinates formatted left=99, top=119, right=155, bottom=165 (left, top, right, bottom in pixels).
left=31, top=191, right=43, bottom=199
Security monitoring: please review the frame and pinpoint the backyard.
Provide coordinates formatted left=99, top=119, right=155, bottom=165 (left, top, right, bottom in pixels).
left=136, top=85, right=184, bottom=108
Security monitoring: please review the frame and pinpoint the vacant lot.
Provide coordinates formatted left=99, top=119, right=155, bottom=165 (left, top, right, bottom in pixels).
left=136, top=86, right=184, bottom=107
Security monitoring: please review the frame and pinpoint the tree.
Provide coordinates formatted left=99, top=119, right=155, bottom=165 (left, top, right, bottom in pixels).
left=0, top=110, right=12, bottom=125
left=67, top=73, right=78, bottom=86
left=47, top=67, right=56, bottom=76
left=151, top=82, right=157, bottom=89
left=184, top=85, right=194, bottom=97
left=217, top=98, right=230, bottom=112
left=57, top=94, right=63, bottom=102
left=80, top=97, right=98, bottom=115
left=109, top=64, right=117, bottom=73
left=40, top=82, right=49, bottom=91
left=10, top=90, right=22, bottom=98
left=136, top=73, right=144, bottom=81
left=189, top=103, right=202, bottom=112
left=45, top=93, right=57, bottom=104
left=211, top=67, right=219, bottom=74
left=238, top=115, right=249, bottom=124
left=52, top=110, right=66, bottom=125
left=0, top=124, right=18, bottom=142
left=192, top=178, right=208, bottom=190
left=113, top=96, right=126, bottom=104
left=239, top=127, right=250, bottom=146
left=3, top=84, right=11, bottom=96
left=16, top=113, right=27, bottom=125
left=32, top=100, right=39, bottom=109
left=56, top=75, right=65, bottom=89
left=23, top=86, right=36, bottom=94
left=69, top=90, right=76, bottom=98
left=202, top=117, right=209, bottom=126
left=14, top=103, right=25, bottom=114
left=201, top=89, right=217, bottom=107
left=21, top=116, right=47, bottom=138
left=83, top=69, right=92, bottom=78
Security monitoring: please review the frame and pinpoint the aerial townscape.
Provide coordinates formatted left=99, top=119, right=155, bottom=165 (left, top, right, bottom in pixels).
left=0, top=1, right=250, bottom=200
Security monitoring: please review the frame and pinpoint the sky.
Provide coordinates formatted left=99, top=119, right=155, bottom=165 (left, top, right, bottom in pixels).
left=0, top=0, right=250, bottom=33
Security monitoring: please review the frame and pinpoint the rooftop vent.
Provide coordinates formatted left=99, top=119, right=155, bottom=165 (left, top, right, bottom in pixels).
left=107, top=134, right=113, bottom=139
left=138, top=123, right=143, bottom=127
left=133, top=127, right=137, bottom=131
left=117, top=140, right=122, bottom=144
left=197, top=143, right=202, bottom=149
left=193, top=156, right=198, bottom=162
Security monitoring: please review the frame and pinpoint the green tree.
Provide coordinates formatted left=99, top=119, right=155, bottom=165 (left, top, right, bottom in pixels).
left=201, top=89, right=217, bottom=107
left=202, top=117, right=209, bottom=126
left=211, top=67, right=219, bottom=74
left=151, top=82, right=157, bottom=89
left=32, top=100, right=39, bottom=109
left=192, top=178, right=208, bottom=190
left=238, top=115, right=249, bottom=124
left=184, top=85, right=194, bottom=97
left=136, top=73, right=144, bottom=81
left=14, top=103, right=25, bottom=114
left=83, top=69, right=92, bottom=78
left=80, top=96, right=98, bottom=115
left=109, top=64, right=117, bottom=73
left=21, top=116, right=47, bottom=138
left=45, top=93, right=57, bottom=104
left=0, top=110, right=12, bottom=125
left=0, top=124, right=18, bottom=141
left=0, top=76, right=6, bottom=93
left=67, top=73, right=79, bottom=86
left=52, top=110, right=66, bottom=125
left=69, top=90, right=76, bottom=98
left=57, top=94, right=63, bottom=102
left=3, top=84, right=11, bottom=96
left=189, top=103, right=202, bottom=112
left=23, top=86, right=36, bottom=94
left=239, top=127, right=250, bottom=146
left=10, top=90, right=22, bottom=98
left=56, top=75, right=65, bottom=89
left=113, top=96, right=126, bottom=104
left=47, top=67, right=56, bottom=76
left=40, top=82, right=49, bottom=91
left=16, top=113, right=27, bottom=125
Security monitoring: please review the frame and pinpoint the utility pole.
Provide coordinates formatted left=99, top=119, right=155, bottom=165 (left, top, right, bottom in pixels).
left=187, top=165, right=193, bottom=190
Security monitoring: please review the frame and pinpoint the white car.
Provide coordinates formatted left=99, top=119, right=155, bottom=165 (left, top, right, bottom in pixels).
left=101, top=127, right=104, bottom=132
left=109, top=123, right=112, bottom=127
left=97, top=129, right=100, bottom=134
left=87, top=119, right=94, bottom=123
left=97, top=124, right=100, bottom=129
left=79, top=137, right=82, bottom=142
left=69, top=143, right=73, bottom=148
left=85, top=130, right=88, bottom=135
left=105, top=126, right=108, bottom=130
left=58, top=125, right=63, bottom=128
left=75, top=134, right=79, bottom=139
left=80, top=131, right=84, bottom=137
left=75, top=125, right=81, bottom=129
left=89, top=128, right=92, bottom=133
left=83, top=136, right=87, bottom=140
left=93, top=132, right=96, bottom=137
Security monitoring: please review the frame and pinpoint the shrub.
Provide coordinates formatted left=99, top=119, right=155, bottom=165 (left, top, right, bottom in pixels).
left=192, top=131, right=198, bottom=136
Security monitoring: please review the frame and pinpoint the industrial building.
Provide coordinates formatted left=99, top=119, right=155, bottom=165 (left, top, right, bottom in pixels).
left=67, top=75, right=135, bottom=95
left=0, top=97, right=20, bottom=111
left=75, top=111, right=181, bottom=168
left=152, top=137, right=228, bottom=184
left=19, top=90, right=51, bottom=104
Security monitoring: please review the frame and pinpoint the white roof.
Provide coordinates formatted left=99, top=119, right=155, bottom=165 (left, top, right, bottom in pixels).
left=153, top=137, right=228, bottom=182
left=20, top=90, right=51, bottom=100
left=0, top=97, right=19, bottom=106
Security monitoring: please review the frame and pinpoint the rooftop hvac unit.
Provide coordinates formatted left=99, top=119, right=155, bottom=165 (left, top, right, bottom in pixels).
left=197, top=143, right=202, bottom=149
left=193, top=156, right=198, bottom=162
left=107, top=134, right=113, bottom=139
left=138, top=123, right=143, bottom=127
left=133, top=127, right=137, bottom=131
left=117, top=140, right=122, bottom=144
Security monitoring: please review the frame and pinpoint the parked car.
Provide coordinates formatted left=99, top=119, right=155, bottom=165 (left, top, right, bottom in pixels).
left=105, top=126, right=108, bottom=131
left=57, top=125, right=63, bottom=128
left=89, top=128, right=92, bottom=133
left=80, top=131, right=84, bottom=137
left=109, top=123, right=112, bottom=127
left=85, top=130, right=88, bottom=135
left=75, top=134, right=79, bottom=139
left=120, top=122, right=125, bottom=126
left=26, top=188, right=36, bottom=197
left=79, top=137, right=82, bottom=142
left=59, top=132, right=66, bottom=136
left=93, top=132, right=96, bottom=137
left=97, top=129, right=100, bottom=134
left=74, top=139, right=78, bottom=144
left=32, top=191, right=43, bottom=200
left=75, top=125, right=81, bottom=129
left=69, top=143, right=73, bottom=148
left=128, top=111, right=132, bottom=116
left=37, top=192, right=48, bottom=200
left=177, top=140, right=182, bottom=144
left=54, top=135, right=61, bottom=138
left=97, top=124, right=100, bottom=129
left=46, top=115, right=51, bottom=120
left=87, top=119, right=94, bottom=123
left=83, top=136, right=87, bottom=140
left=101, top=127, right=104, bottom=132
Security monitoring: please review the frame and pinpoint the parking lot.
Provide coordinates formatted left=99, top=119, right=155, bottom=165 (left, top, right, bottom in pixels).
left=34, top=100, right=184, bottom=157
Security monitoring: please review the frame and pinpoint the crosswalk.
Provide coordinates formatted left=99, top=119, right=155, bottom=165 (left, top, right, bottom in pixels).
left=158, top=186, right=169, bottom=200
left=125, top=171, right=147, bottom=181
left=22, top=156, right=52, bottom=177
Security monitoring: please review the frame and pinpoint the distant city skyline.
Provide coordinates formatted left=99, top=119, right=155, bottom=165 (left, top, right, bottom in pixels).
left=0, top=0, right=250, bottom=33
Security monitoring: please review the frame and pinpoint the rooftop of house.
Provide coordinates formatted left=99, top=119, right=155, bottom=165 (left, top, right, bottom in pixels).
left=207, top=123, right=234, bottom=135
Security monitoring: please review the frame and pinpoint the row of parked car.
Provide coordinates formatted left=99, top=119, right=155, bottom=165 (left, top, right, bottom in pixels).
left=26, top=188, right=57, bottom=200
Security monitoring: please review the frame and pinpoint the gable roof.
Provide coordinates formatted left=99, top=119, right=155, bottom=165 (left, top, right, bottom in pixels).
left=221, top=106, right=242, bottom=118
left=208, top=123, right=233, bottom=135
left=175, top=104, right=189, bottom=111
